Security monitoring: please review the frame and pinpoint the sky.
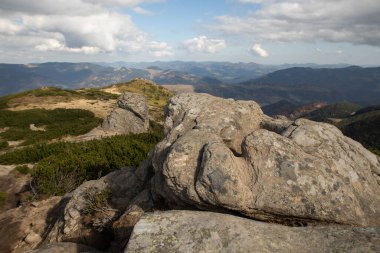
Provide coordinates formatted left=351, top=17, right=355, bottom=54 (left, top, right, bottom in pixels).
left=0, top=0, right=380, bottom=65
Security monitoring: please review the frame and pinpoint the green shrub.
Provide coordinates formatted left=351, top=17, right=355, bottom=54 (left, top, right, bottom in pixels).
left=0, top=108, right=102, bottom=145
left=0, top=192, right=7, bottom=207
left=83, top=188, right=111, bottom=216
left=369, top=148, right=380, bottom=157
left=0, top=140, right=8, bottom=150
left=15, top=165, right=30, bottom=174
left=31, top=132, right=161, bottom=196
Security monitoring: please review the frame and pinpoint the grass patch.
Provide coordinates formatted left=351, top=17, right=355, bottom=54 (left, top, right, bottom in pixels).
left=15, top=165, right=31, bottom=175
left=0, top=86, right=120, bottom=109
left=78, top=88, right=119, bottom=100
left=0, top=108, right=102, bottom=145
left=0, top=87, right=81, bottom=109
left=108, top=80, right=174, bottom=108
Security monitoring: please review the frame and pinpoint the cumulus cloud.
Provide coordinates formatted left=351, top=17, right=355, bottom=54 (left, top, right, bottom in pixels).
left=148, top=41, right=174, bottom=58
left=0, top=0, right=169, bottom=59
left=183, top=36, right=226, bottom=53
left=213, top=0, right=380, bottom=47
left=132, top=6, right=153, bottom=15
left=238, top=0, right=268, bottom=4
left=250, top=43, right=268, bottom=57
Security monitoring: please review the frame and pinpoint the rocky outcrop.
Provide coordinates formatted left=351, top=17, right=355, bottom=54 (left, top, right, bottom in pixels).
left=151, top=93, right=380, bottom=226
left=126, top=210, right=380, bottom=253
left=102, top=92, right=149, bottom=134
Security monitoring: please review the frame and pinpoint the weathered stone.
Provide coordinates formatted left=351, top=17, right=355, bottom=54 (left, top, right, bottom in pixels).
left=125, top=210, right=380, bottom=253
left=46, top=166, right=149, bottom=250
left=102, top=92, right=149, bottom=134
left=111, top=189, right=154, bottom=252
left=0, top=197, right=61, bottom=253
left=151, top=93, right=380, bottom=226
left=28, top=242, right=102, bottom=253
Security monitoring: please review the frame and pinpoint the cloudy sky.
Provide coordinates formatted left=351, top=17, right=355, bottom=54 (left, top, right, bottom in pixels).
left=0, top=0, right=380, bottom=65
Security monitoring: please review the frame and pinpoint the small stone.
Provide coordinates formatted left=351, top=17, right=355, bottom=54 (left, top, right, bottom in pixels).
left=30, top=202, right=39, bottom=208
left=24, top=231, right=41, bottom=244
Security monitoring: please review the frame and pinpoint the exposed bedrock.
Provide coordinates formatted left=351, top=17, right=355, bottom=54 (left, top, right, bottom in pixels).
left=151, top=93, right=380, bottom=226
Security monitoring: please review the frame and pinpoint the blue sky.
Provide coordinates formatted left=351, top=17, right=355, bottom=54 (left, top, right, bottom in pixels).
left=0, top=0, right=379, bottom=65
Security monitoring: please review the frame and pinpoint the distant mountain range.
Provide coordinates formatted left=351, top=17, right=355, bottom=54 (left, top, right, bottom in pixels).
left=1, top=62, right=379, bottom=106
left=197, top=66, right=380, bottom=106
left=99, top=61, right=350, bottom=84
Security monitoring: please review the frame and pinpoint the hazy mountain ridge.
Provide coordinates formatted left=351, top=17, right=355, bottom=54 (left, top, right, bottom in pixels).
left=1, top=62, right=379, bottom=106
left=197, top=66, right=380, bottom=106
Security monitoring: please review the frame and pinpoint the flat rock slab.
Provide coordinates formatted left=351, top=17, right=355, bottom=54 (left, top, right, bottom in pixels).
left=28, top=242, right=102, bottom=253
left=125, top=210, right=380, bottom=253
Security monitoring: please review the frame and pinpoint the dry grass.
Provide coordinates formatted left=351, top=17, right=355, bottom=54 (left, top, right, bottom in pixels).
left=8, top=98, right=116, bottom=118
left=162, top=84, right=195, bottom=94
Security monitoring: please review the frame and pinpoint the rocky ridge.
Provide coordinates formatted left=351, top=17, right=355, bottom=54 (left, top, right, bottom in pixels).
left=8, top=93, right=380, bottom=252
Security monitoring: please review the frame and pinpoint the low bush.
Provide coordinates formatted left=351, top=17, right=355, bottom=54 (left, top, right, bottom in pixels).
left=15, top=165, right=30, bottom=175
left=0, top=108, right=102, bottom=145
left=0, top=140, right=8, bottom=150
left=31, top=131, right=161, bottom=196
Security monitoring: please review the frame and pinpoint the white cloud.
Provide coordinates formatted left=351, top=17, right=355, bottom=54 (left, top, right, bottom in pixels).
left=336, top=49, right=344, bottom=55
left=238, top=0, right=267, bottom=4
left=0, top=0, right=170, bottom=59
left=213, top=0, right=380, bottom=47
left=148, top=41, right=174, bottom=58
left=35, top=39, right=101, bottom=54
left=132, top=6, right=153, bottom=15
left=183, top=36, right=226, bottom=53
left=250, top=43, right=268, bottom=57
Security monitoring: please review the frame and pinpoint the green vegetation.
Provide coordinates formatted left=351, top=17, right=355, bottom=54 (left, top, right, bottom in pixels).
left=77, top=88, right=119, bottom=100
left=83, top=188, right=111, bottom=216
left=109, top=80, right=174, bottom=108
left=369, top=148, right=380, bottom=157
left=339, top=111, right=380, bottom=154
left=0, top=192, right=7, bottom=207
left=0, top=86, right=120, bottom=109
left=304, top=102, right=362, bottom=122
left=15, top=165, right=31, bottom=175
left=0, top=124, right=163, bottom=196
left=0, top=87, right=80, bottom=109
left=0, top=140, right=8, bottom=150
left=0, top=108, right=102, bottom=145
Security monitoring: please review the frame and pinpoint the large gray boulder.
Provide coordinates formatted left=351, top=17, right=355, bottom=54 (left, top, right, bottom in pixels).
left=102, top=92, right=149, bottom=134
left=151, top=93, right=380, bottom=226
left=125, top=210, right=380, bottom=253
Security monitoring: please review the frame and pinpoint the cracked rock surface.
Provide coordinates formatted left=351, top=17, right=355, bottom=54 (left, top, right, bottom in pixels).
left=126, top=210, right=380, bottom=253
